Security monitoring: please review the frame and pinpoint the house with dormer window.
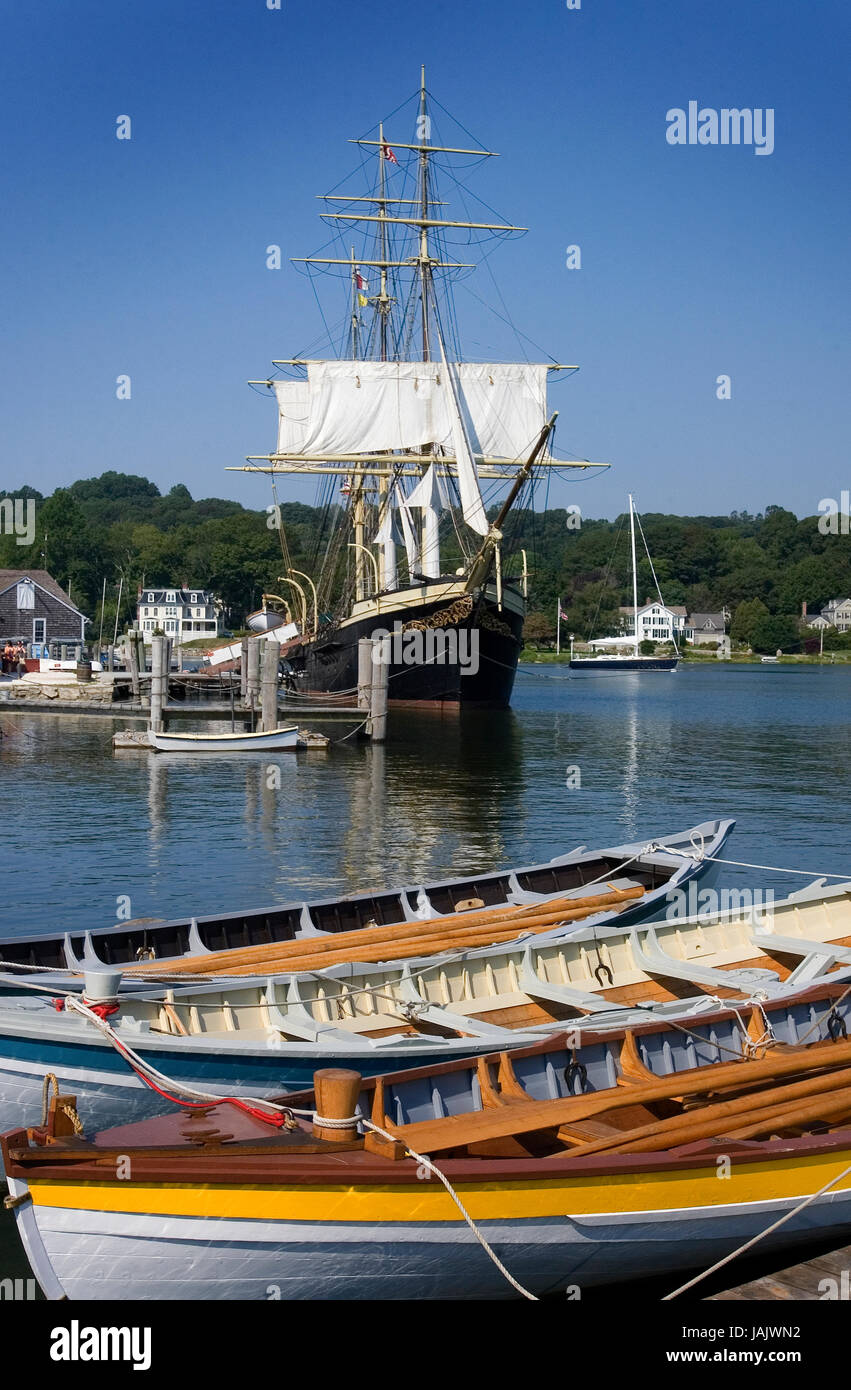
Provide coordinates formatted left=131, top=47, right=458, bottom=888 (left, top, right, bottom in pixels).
left=136, top=586, right=220, bottom=643
left=619, top=600, right=687, bottom=645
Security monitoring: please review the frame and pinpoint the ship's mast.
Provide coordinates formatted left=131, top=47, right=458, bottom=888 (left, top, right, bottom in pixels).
left=377, top=124, right=390, bottom=362
left=418, top=65, right=431, bottom=363
left=237, top=75, right=610, bottom=608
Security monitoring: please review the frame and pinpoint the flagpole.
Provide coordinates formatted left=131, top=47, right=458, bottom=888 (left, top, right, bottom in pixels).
left=556, top=597, right=560, bottom=656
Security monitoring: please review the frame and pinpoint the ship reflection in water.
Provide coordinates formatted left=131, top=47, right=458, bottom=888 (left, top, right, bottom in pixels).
left=143, top=707, right=524, bottom=908
left=3, top=665, right=851, bottom=940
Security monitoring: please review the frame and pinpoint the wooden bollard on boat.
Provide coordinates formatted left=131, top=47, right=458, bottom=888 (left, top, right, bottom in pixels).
left=312, top=1068, right=362, bottom=1143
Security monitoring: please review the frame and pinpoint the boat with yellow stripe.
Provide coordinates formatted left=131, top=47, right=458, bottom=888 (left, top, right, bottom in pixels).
left=7, top=1024, right=851, bottom=1299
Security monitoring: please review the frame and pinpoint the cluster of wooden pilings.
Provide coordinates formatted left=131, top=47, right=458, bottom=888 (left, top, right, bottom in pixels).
left=135, top=633, right=389, bottom=740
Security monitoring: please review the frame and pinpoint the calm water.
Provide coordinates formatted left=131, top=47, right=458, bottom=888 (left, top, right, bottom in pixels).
left=2, top=663, right=851, bottom=1295
left=1, top=663, right=851, bottom=938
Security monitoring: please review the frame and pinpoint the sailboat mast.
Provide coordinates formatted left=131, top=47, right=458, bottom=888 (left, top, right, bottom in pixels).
left=629, top=493, right=639, bottom=658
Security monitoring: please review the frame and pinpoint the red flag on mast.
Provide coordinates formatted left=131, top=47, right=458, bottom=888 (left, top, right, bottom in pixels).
left=382, top=144, right=398, bottom=165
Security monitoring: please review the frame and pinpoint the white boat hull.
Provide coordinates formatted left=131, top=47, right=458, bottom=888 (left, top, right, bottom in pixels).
left=12, top=1182, right=851, bottom=1301
left=148, top=726, right=298, bottom=752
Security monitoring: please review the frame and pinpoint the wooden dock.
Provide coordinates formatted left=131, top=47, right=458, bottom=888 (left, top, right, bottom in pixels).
left=710, top=1241, right=851, bottom=1300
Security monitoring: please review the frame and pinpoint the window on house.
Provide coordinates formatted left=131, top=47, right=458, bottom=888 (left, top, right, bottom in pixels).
left=17, top=581, right=35, bottom=609
left=33, top=617, right=46, bottom=642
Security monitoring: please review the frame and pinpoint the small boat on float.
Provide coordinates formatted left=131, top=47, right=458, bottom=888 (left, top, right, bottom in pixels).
left=0, top=819, right=734, bottom=972
left=245, top=605, right=288, bottom=635
left=8, top=1024, right=851, bottom=1300
left=147, top=725, right=299, bottom=753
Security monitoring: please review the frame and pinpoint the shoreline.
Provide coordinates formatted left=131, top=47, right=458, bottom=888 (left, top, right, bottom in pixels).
left=519, top=651, right=851, bottom=667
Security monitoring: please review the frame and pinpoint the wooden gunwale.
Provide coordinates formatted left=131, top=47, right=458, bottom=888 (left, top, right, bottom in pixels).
left=6, top=1125, right=851, bottom=1187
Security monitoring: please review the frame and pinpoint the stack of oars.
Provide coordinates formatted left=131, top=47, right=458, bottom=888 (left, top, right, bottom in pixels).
left=367, top=1034, right=851, bottom=1159
left=127, top=884, right=645, bottom=980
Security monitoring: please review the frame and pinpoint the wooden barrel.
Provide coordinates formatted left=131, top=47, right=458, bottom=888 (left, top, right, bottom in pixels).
left=75, top=660, right=92, bottom=683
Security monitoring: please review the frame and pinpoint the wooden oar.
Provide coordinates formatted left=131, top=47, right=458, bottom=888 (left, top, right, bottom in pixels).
left=722, top=1087, right=851, bottom=1141
left=376, top=1037, right=851, bottom=1155
left=559, top=1064, right=851, bottom=1157
left=206, top=899, right=641, bottom=979
left=129, top=885, right=642, bottom=976
left=129, top=886, right=644, bottom=979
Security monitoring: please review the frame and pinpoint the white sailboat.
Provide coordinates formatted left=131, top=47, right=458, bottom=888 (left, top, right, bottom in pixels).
left=569, top=495, right=679, bottom=671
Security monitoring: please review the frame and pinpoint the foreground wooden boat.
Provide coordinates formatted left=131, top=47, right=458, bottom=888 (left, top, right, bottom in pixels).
left=148, top=726, right=298, bottom=753
left=0, top=961, right=849, bottom=1159
left=8, top=1027, right=851, bottom=1300
left=0, top=819, right=733, bottom=971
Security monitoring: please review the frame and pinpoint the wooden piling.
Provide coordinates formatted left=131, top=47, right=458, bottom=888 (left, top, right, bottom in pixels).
left=128, top=630, right=140, bottom=699
left=312, top=1068, right=362, bottom=1143
left=240, top=638, right=249, bottom=702
left=357, top=637, right=373, bottom=711
left=370, top=637, right=388, bottom=742
left=246, top=637, right=261, bottom=722
left=150, top=635, right=166, bottom=732
left=261, top=639, right=281, bottom=732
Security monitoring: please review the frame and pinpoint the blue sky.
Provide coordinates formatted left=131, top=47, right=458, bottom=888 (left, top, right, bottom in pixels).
left=0, top=0, right=848, bottom=520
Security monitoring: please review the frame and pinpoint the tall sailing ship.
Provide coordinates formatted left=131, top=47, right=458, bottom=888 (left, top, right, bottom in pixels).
left=234, top=71, right=605, bottom=707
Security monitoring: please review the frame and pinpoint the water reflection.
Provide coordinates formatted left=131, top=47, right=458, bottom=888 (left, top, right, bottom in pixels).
left=4, top=667, right=851, bottom=936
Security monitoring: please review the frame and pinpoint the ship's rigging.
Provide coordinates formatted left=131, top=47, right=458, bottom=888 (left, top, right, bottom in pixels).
left=229, top=70, right=607, bottom=707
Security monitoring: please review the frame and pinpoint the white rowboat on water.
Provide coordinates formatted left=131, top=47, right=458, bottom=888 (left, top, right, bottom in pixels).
left=147, top=726, right=299, bottom=753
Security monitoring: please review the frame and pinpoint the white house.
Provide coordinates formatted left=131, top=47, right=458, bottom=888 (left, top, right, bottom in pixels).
left=619, top=601, right=687, bottom=645
left=136, top=587, right=220, bottom=643
left=820, top=598, right=851, bottom=632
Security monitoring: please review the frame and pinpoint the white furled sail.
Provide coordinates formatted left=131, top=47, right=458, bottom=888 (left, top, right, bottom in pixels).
left=406, top=463, right=445, bottom=578
left=272, top=381, right=310, bottom=455
left=291, top=360, right=548, bottom=460
left=394, top=484, right=419, bottom=577
left=438, top=333, right=489, bottom=535
left=373, top=500, right=405, bottom=591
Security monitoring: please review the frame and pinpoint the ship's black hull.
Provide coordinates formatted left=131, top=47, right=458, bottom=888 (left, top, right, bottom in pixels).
left=288, top=586, right=524, bottom=708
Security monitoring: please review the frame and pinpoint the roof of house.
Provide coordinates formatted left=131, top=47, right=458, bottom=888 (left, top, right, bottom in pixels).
left=689, top=612, right=726, bottom=630
left=138, top=587, right=214, bottom=605
left=824, top=598, right=851, bottom=610
left=619, top=602, right=687, bottom=617
left=0, top=569, right=83, bottom=614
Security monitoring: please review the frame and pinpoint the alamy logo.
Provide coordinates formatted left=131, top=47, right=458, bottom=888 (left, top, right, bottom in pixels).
left=0, top=496, right=35, bottom=546
left=371, top=622, right=480, bottom=676
left=0, top=1277, right=36, bottom=1300
left=818, top=494, right=851, bottom=535
left=666, top=103, right=774, bottom=156
left=50, top=1320, right=151, bottom=1371
left=665, top=883, right=775, bottom=922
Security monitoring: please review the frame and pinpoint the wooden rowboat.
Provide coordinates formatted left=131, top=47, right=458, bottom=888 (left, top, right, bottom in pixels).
left=0, top=962, right=848, bottom=1159
left=126, top=876, right=851, bottom=1029
left=8, top=1025, right=851, bottom=1300
left=147, top=726, right=298, bottom=753
left=0, top=819, right=734, bottom=971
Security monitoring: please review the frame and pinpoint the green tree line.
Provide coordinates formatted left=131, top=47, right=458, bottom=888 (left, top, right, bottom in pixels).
left=1, top=475, right=846, bottom=650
